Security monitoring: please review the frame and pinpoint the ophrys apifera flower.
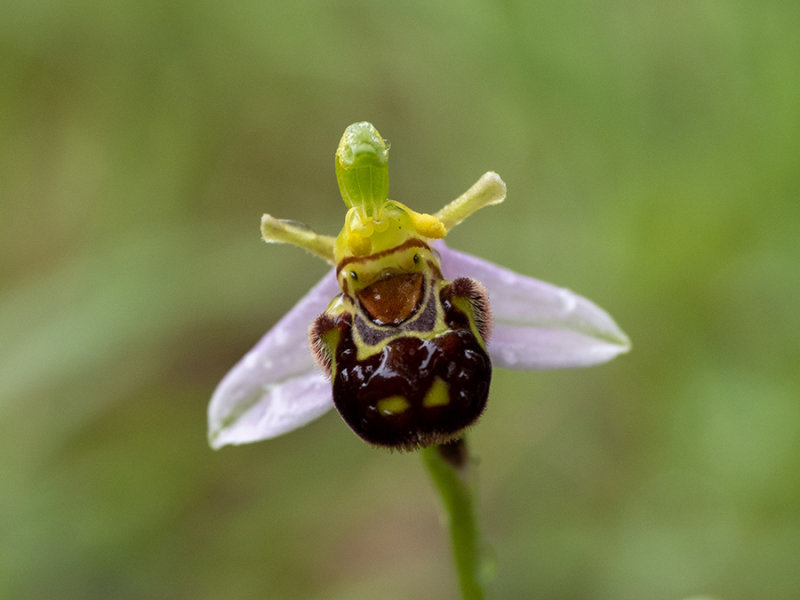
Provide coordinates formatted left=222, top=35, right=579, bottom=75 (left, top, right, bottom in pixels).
left=209, top=122, right=630, bottom=451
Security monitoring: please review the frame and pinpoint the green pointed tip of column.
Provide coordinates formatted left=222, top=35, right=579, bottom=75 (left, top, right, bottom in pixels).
left=335, top=121, right=389, bottom=215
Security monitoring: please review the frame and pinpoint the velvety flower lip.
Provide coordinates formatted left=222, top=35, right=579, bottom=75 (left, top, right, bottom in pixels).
left=208, top=242, right=630, bottom=449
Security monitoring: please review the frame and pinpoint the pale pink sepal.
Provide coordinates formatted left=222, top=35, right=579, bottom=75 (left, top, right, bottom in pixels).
left=207, top=271, right=339, bottom=449
left=435, top=241, right=631, bottom=369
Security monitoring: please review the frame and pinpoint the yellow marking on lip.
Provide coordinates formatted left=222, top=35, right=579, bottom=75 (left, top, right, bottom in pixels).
left=422, top=378, right=450, bottom=408
left=408, top=210, right=446, bottom=239
left=377, top=396, right=410, bottom=416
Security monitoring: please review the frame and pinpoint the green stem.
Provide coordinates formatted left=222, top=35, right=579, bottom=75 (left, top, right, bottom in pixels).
left=421, top=438, right=487, bottom=600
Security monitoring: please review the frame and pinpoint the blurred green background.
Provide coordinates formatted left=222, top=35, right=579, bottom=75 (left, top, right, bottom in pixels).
left=2, top=1, right=799, bottom=598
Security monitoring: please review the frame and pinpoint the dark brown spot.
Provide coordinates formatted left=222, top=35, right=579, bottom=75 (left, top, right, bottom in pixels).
left=357, top=273, right=423, bottom=325
left=437, top=438, right=468, bottom=469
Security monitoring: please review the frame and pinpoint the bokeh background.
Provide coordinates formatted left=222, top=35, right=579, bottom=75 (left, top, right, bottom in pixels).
left=2, top=1, right=798, bottom=598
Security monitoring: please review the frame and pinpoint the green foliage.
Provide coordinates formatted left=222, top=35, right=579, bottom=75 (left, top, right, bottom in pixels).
left=2, top=1, right=799, bottom=598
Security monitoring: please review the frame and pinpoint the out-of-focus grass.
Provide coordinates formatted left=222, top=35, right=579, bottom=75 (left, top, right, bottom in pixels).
left=2, top=1, right=799, bottom=599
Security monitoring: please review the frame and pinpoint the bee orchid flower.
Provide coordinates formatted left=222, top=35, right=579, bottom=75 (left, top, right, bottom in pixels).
left=208, top=123, right=630, bottom=450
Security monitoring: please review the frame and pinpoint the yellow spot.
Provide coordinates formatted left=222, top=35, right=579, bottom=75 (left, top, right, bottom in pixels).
left=377, top=396, right=409, bottom=416
left=423, top=378, right=450, bottom=408
left=409, top=212, right=447, bottom=239
left=347, top=231, right=372, bottom=256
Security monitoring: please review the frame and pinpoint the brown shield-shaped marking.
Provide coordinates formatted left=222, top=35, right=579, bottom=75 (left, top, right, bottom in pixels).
left=356, top=272, right=423, bottom=325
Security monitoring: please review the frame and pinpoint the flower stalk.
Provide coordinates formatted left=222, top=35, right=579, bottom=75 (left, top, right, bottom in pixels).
left=421, top=438, right=488, bottom=600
